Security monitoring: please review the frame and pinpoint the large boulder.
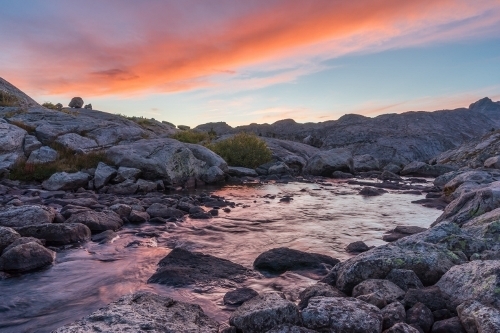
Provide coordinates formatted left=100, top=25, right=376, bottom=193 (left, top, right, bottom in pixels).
left=301, top=296, right=383, bottom=333
left=15, top=223, right=91, bottom=245
left=457, top=300, right=500, bottom=333
left=42, top=172, right=90, bottom=191
left=354, top=154, right=380, bottom=172
left=253, top=247, right=339, bottom=274
left=68, top=97, right=84, bottom=108
left=53, top=291, right=219, bottom=332
left=229, top=292, right=301, bottom=333
left=148, top=248, right=255, bottom=287
left=0, top=205, right=56, bottom=228
left=304, top=148, right=354, bottom=176
left=0, top=226, right=21, bottom=253
left=436, top=260, right=500, bottom=309
left=26, top=146, right=58, bottom=164
left=64, top=210, right=123, bottom=233
left=0, top=241, right=55, bottom=273
left=54, top=133, right=98, bottom=152
left=106, top=138, right=226, bottom=184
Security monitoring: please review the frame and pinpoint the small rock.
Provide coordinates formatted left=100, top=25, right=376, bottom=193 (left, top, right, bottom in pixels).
left=15, top=223, right=91, bottom=245
left=128, top=210, right=150, bottom=223
left=223, top=287, right=258, bottom=306
left=64, top=210, right=123, bottom=233
left=42, top=172, right=90, bottom=191
left=352, top=279, right=405, bottom=305
left=403, top=286, right=447, bottom=312
left=383, top=323, right=421, bottom=333
left=360, top=187, right=387, bottom=196
left=406, top=302, right=434, bottom=333
left=345, top=241, right=371, bottom=253
left=27, top=146, right=58, bottom=164
left=298, top=282, right=346, bottom=309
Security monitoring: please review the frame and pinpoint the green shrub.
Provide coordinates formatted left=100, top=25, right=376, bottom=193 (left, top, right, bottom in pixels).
left=42, top=102, right=58, bottom=110
left=171, top=130, right=212, bottom=144
left=0, top=91, right=19, bottom=107
left=207, top=133, right=272, bottom=168
left=9, top=145, right=111, bottom=182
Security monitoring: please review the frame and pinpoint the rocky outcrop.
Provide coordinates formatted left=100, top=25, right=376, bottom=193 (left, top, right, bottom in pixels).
left=0, top=120, right=27, bottom=172
left=304, top=148, right=354, bottom=176
left=53, top=291, right=219, bottom=332
left=354, top=154, right=380, bottom=172
left=68, top=97, right=84, bottom=108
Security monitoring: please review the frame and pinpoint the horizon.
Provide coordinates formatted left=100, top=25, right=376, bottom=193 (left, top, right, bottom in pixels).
left=1, top=1, right=500, bottom=127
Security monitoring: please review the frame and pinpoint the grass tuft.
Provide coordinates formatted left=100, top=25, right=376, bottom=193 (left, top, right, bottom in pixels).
left=171, top=129, right=215, bottom=144
left=0, top=91, right=19, bottom=107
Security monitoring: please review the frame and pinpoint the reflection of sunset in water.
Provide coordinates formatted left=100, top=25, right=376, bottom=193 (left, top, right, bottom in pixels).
left=0, top=180, right=441, bottom=332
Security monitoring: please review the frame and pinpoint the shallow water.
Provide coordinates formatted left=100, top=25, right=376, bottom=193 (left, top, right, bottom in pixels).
left=0, top=180, right=442, bottom=332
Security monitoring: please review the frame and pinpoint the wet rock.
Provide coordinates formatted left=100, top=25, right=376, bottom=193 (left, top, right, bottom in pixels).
left=253, top=247, right=339, bottom=274
left=436, top=260, right=500, bottom=309
left=53, top=291, right=219, bottom=333
left=68, top=97, right=84, bottom=108
left=382, top=301, right=406, bottom=330
left=266, top=325, right=318, bottom=333
left=385, top=269, right=423, bottom=291
left=107, top=179, right=138, bottom=195
left=346, top=241, right=371, bottom=253
left=0, top=241, right=55, bottom=273
left=304, top=148, right=354, bottom=176
left=112, top=166, right=141, bottom=183
left=201, top=165, right=225, bottom=183
left=23, top=134, right=42, bottom=157
left=298, top=282, right=346, bottom=309
left=189, top=212, right=212, bottom=219
left=108, top=203, right=132, bottom=219
left=406, top=302, right=434, bottom=333
left=457, top=300, right=500, bottom=333
left=383, top=226, right=427, bottom=242
left=229, top=292, right=300, bottom=333
left=380, top=170, right=403, bottom=181
left=384, top=323, right=421, bottom=333
left=360, top=187, right=387, bottom=196
left=2, top=236, right=44, bottom=253
left=15, top=223, right=91, bottom=245
left=403, top=286, right=447, bottom=312
left=352, top=279, right=405, bottom=305
left=91, top=230, right=117, bottom=244
left=228, top=166, right=258, bottom=177
left=146, top=203, right=184, bottom=219
left=93, top=162, right=117, bottom=189
left=484, top=155, right=500, bottom=169
left=27, top=146, right=58, bottom=164
left=401, top=162, right=456, bottom=178
left=54, top=133, right=97, bottom=152
left=136, top=179, right=158, bottom=192
left=148, top=247, right=255, bottom=287
left=42, top=172, right=90, bottom=191
left=354, top=154, right=380, bottom=172
left=384, top=164, right=403, bottom=175
left=0, top=205, right=56, bottom=228
left=268, top=162, right=290, bottom=175
left=442, top=170, right=492, bottom=194
left=223, top=287, right=259, bottom=306
left=128, top=210, right=150, bottom=223
left=431, top=317, right=466, bottom=333
left=302, top=296, right=383, bottom=333
left=0, top=226, right=21, bottom=253
left=332, top=170, right=354, bottom=179
left=64, top=210, right=123, bottom=233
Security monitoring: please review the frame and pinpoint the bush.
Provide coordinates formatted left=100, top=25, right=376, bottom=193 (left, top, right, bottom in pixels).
left=9, top=145, right=111, bottom=182
left=207, top=133, right=272, bottom=168
left=0, top=91, right=19, bottom=107
left=42, top=102, right=58, bottom=110
left=171, top=129, right=213, bottom=144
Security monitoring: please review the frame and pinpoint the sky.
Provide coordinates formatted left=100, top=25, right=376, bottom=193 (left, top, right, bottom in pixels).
left=1, top=0, right=500, bottom=127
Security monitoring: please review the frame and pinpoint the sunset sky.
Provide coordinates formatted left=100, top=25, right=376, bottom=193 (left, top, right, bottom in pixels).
left=1, top=0, right=499, bottom=127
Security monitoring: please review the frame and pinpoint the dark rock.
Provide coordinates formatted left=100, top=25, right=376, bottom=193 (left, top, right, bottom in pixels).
left=401, top=162, right=456, bottom=178
left=266, top=325, right=318, bottom=333
left=360, top=187, right=387, bottom=196
left=353, top=279, right=405, bottom=306
left=382, top=301, right=406, bottom=330
left=432, top=309, right=452, bottom=322
left=0, top=241, right=55, bottom=273
left=431, top=317, right=465, bottom=333
left=227, top=166, right=258, bottom=177
left=108, top=203, right=132, bottom=219
left=53, top=291, right=219, bottom=332
left=0, top=226, right=21, bottom=253
left=229, top=292, right=300, bottom=333
left=253, top=247, right=339, bottom=274
left=2, top=236, right=44, bottom=253
left=223, top=287, right=258, bottom=306
left=64, top=210, right=123, bottom=233
left=68, top=97, right=84, bottom=108
left=148, top=248, right=255, bottom=287
left=346, top=240, right=371, bottom=253
left=146, top=203, right=184, bottom=219
left=298, top=282, right=346, bottom=309
left=91, top=230, right=117, bottom=244
left=189, top=212, right=212, bottom=219
left=332, top=171, right=354, bottom=179
left=84, top=103, right=92, bottom=110
left=302, top=296, right=383, bottom=333
left=304, top=148, right=354, bottom=176
left=385, top=269, right=423, bottom=291
left=383, top=323, right=421, bottom=333
left=403, top=286, right=447, bottom=312
left=406, top=302, right=434, bottom=333
left=457, top=300, right=500, bottom=333
left=354, top=154, right=380, bottom=172
left=15, top=223, right=91, bottom=245
left=128, top=210, right=150, bottom=223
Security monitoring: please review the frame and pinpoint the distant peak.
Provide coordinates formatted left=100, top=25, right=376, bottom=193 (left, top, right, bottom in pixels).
left=272, top=119, right=297, bottom=125
left=469, top=97, right=493, bottom=110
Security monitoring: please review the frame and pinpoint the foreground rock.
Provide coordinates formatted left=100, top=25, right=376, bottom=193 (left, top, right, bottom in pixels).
left=229, top=292, right=300, bottom=333
left=53, top=291, right=219, bottom=333
left=42, top=172, right=90, bottom=191
left=0, top=241, right=55, bottom=273
left=0, top=226, right=20, bottom=253
left=301, top=296, right=383, bottom=332
left=457, top=300, right=500, bottom=333
left=64, top=210, right=123, bottom=233
left=223, top=287, right=259, bottom=306
left=253, top=247, right=339, bottom=274
left=15, top=223, right=91, bottom=245
left=148, top=248, right=255, bottom=287
left=298, top=282, right=346, bottom=309
left=0, top=205, right=55, bottom=228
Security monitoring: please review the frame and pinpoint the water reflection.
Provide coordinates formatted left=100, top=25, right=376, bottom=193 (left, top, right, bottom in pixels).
left=0, top=180, right=441, bottom=332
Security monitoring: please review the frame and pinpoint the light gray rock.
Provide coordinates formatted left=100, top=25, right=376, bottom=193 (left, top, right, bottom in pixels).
left=457, top=300, right=500, bottom=333
left=436, top=260, right=500, bottom=309
left=354, top=154, right=380, bottom=172
left=229, top=292, right=300, bottom=333
left=352, top=279, right=405, bottom=305
left=304, top=148, right=354, bottom=176
left=15, top=223, right=91, bottom=245
left=443, top=170, right=493, bottom=193
left=0, top=205, right=56, bottom=228
left=0, top=121, right=27, bottom=170
left=112, top=166, right=142, bottom=183
left=26, top=146, right=58, bottom=164
left=0, top=226, right=21, bottom=254
left=484, top=156, right=500, bottom=169
left=184, top=143, right=228, bottom=172
left=23, top=134, right=42, bottom=157
left=42, top=172, right=90, bottom=191
left=68, top=97, right=84, bottom=108
left=302, top=296, right=383, bottom=333
left=201, top=165, right=225, bottom=183
left=52, top=291, right=219, bottom=333
left=64, top=210, right=123, bottom=233
left=55, top=133, right=98, bottom=152
left=228, top=166, right=258, bottom=177
left=93, top=162, right=117, bottom=189
left=0, top=241, right=55, bottom=273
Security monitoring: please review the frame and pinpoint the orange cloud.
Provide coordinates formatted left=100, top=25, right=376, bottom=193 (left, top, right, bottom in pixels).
left=3, top=0, right=500, bottom=97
